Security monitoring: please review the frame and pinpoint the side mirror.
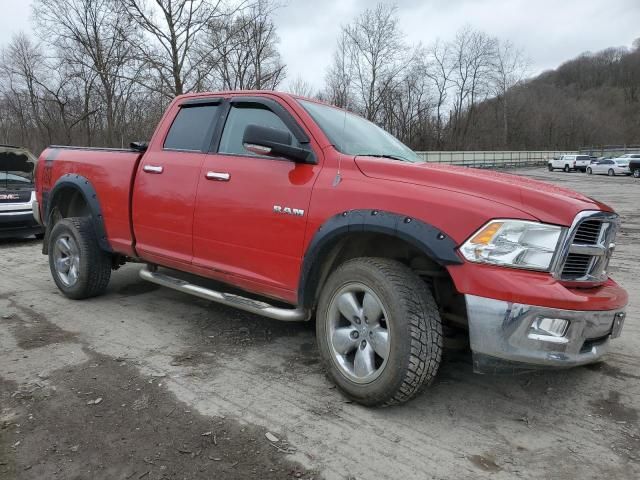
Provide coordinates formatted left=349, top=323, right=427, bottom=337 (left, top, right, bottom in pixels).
left=130, top=141, right=148, bottom=152
left=242, top=124, right=316, bottom=164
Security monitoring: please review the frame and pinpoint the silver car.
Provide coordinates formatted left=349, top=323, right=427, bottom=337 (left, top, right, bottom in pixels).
left=586, top=158, right=631, bottom=176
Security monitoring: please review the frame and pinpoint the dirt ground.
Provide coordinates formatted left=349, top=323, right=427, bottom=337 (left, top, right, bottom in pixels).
left=0, top=167, right=638, bottom=480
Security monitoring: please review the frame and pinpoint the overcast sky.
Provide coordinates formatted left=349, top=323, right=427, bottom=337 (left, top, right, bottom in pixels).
left=0, top=0, right=638, bottom=91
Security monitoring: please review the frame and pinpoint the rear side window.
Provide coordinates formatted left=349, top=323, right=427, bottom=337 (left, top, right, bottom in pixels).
left=164, top=104, right=221, bottom=151
left=218, top=104, right=300, bottom=156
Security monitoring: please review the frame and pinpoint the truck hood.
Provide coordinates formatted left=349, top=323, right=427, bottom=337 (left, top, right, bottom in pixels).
left=354, top=157, right=612, bottom=226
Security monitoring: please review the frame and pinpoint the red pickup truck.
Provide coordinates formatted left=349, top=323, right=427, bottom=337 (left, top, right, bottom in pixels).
left=34, top=91, right=628, bottom=406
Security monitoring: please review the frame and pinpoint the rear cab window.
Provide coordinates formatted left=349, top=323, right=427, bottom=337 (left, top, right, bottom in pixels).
left=164, top=103, right=221, bottom=152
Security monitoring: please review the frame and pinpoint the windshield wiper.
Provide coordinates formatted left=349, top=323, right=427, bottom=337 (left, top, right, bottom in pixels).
left=358, top=153, right=412, bottom=162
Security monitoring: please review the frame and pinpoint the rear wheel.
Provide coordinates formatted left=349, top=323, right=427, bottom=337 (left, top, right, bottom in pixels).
left=563, top=164, right=570, bottom=172
left=587, top=167, right=593, bottom=175
left=316, top=258, right=442, bottom=406
left=48, top=217, right=112, bottom=299
left=608, top=169, right=615, bottom=176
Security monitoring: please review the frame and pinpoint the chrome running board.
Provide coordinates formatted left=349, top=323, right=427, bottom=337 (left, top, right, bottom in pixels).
left=139, top=266, right=308, bottom=322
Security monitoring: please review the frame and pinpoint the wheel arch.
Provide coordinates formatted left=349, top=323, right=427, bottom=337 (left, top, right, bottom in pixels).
left=43, top=174, right=111, bottom=254
left=298, top=210, right=463, bottom=310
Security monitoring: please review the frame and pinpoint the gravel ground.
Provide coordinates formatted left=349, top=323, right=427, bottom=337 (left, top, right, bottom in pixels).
left=0, top=167, right=638, bottom=480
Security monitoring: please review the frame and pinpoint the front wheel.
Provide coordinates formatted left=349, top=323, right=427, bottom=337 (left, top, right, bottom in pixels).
left=587, top=167, right=593, bottom=175
left=48, top=217, right=112, bottom=299
left=634, top=169, right=640, bottom=178
left=608, top=169, right=615, bottom=176
left=316, top=258, right=442, bottom=406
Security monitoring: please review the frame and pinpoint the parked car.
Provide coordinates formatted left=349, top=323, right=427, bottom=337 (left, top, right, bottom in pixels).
left=33, top=91, right=628, bottom=406
left=548, top=154, right=591, bottom=172
left=628, top=155, right=640, bottom=178
left=1, top=145, right=44, bottom=239
left=586, top=158, right=631, bottom=176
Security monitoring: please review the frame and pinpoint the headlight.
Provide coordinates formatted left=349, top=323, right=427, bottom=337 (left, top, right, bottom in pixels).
left=460, top=220, right=565, bottom=271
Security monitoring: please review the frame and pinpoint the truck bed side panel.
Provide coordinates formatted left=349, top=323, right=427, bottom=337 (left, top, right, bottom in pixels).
left=37, top=147, right=143, bottom=256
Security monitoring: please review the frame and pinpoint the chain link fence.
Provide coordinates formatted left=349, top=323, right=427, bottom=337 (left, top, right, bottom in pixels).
left=414, top=151, right=578, bottom=169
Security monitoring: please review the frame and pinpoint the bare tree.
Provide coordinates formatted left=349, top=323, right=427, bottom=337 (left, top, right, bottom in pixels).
left=287, top=75, right=315, bottom=97
left=491, top=40, right=529, bottom=146
left=449, top=26, right=498, bottom=147
left=424, top=40, right=454, bottom=148
left=342, top=3, right=410, bottom=121
left=324, top=30, right=353, bottom=108
left=123, top=0, right=230, bottom=97
left=34, top=0, right=142, bottom=145
left=203, top=0, right=285, bottom=90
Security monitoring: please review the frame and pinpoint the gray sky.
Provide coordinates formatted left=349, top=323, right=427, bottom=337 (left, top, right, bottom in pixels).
left=1, top=0, right=639, bottom=91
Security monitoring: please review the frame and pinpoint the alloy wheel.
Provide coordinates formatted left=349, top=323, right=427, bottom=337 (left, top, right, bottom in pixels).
left=326, top=283, right=391, bottom=384
left=53, top=234, right=81, bottom=287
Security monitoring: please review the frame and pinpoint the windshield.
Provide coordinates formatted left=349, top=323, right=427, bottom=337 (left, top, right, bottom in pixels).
left=1, top=148, right=36, bottom=190
left=298, top=99, right=420, bottom=163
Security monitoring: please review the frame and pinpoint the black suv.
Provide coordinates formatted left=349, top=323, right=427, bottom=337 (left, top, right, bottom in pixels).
left=0, top=145, right=44, bottom=239
left=622, top=154, right=640, bottom=178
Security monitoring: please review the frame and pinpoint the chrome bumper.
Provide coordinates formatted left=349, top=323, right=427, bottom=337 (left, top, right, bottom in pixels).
left=466, top=294, right=626, bottom=372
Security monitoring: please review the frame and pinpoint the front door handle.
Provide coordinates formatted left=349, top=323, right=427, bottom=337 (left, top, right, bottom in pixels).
left=206, top=171, right=230, bottom=182
left=143, top=165, right=164, bottom=174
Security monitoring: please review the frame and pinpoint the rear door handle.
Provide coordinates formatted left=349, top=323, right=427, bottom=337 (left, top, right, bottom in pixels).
left=206, top=171, right=230, bottom=182
left=143, top=165, right=164, bottom=174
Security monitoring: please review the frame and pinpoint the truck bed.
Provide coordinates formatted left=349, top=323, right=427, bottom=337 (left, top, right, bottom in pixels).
left=37, top=146, right=144, bottom=256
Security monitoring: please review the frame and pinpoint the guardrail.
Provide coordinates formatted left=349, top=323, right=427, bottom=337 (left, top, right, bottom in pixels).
left=414, top=151, right=578, bottom=169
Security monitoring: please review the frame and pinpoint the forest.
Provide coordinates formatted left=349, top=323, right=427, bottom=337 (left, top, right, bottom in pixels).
left=0, top=0, right=638, bottom=155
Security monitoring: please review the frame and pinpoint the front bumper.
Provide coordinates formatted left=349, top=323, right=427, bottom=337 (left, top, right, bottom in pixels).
left=466, top=294, right=626, bottom=373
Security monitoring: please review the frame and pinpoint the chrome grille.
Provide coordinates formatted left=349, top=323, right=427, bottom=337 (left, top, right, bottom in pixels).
left=555, top=211, right=619, bottom=283
left=573, top=220, right=602, bottom=245
left=562, top=253, right=593, bottom=277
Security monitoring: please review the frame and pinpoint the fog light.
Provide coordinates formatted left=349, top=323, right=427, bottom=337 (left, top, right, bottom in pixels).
left=528, top=317, right=569, bottom=342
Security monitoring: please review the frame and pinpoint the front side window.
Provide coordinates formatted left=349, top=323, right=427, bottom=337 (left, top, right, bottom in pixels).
left=298, top=99, right=419, bottom=163
left=164, top=104, right=221, bottom=151
left=218, top=104, right=300, bottom=156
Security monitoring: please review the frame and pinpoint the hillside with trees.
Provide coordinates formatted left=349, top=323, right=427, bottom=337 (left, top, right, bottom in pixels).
left=463, top=43, right=640, bottom=150
left=0, top=0, right=637, bottom=155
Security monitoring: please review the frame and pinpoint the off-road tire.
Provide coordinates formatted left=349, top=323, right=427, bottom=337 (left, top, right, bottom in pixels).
left=316, top=257, right=443, bottom=407
left=48, top=217, right=112, bottom=299
left=563, top=164, right=570, bottom=172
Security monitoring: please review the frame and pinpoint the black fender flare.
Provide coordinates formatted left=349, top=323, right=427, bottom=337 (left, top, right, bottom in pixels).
left=297, top=209, right=462, bottom=308
left=43, top=173, right=111, bottom=252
